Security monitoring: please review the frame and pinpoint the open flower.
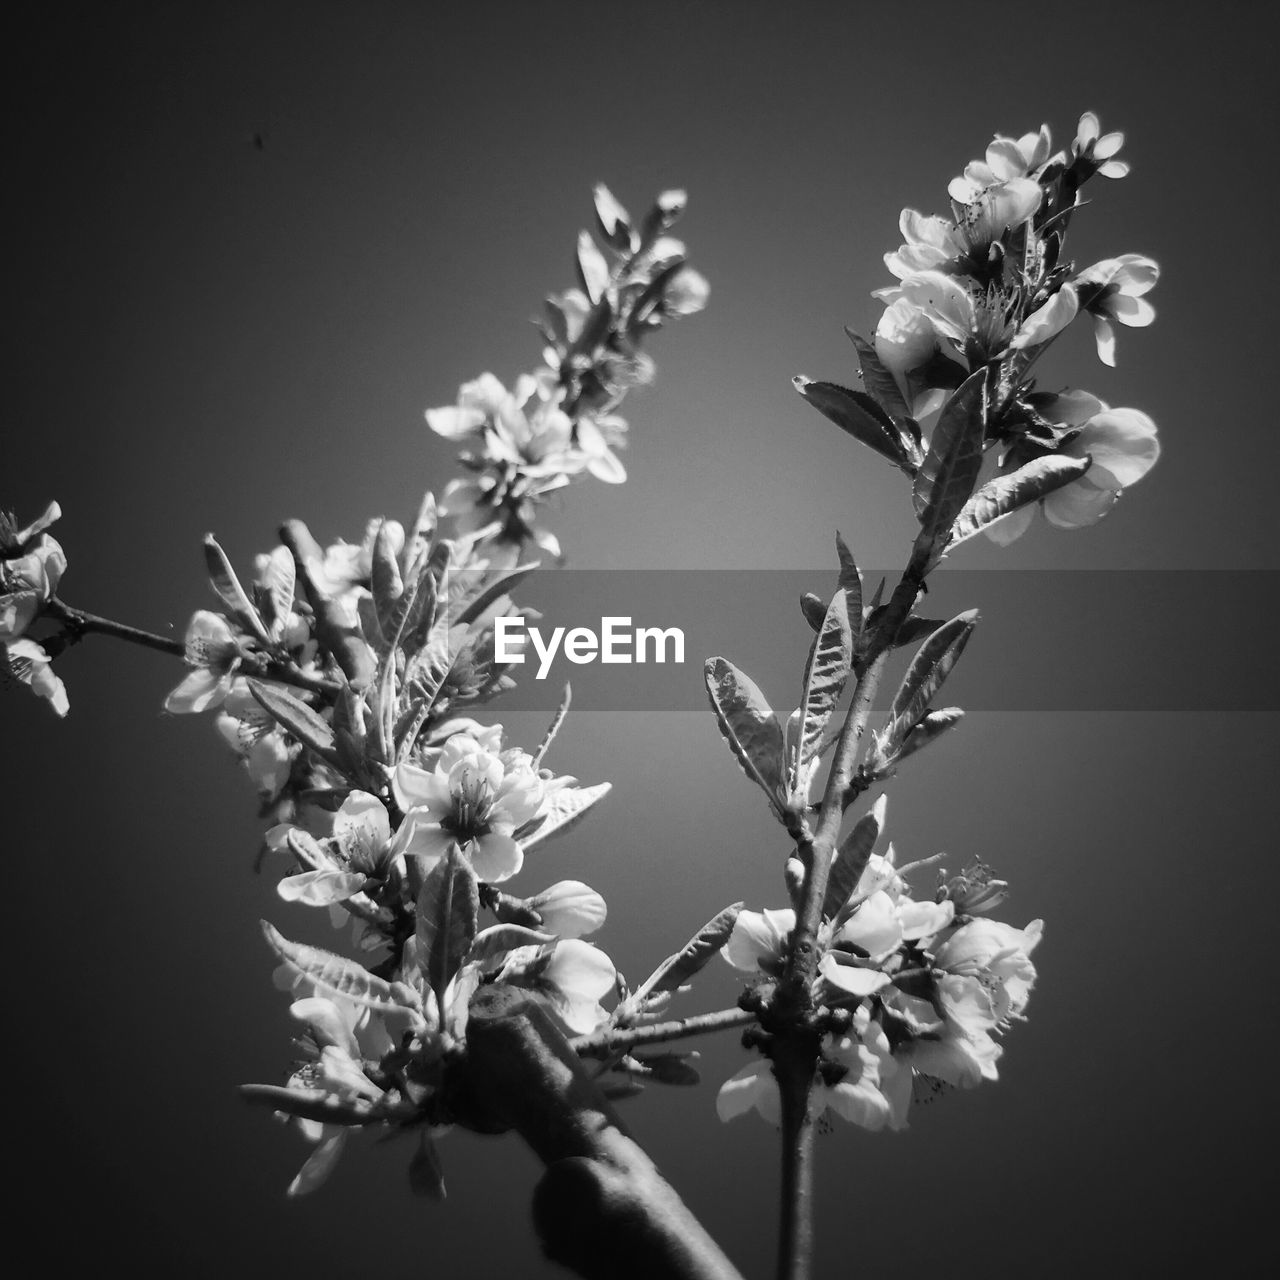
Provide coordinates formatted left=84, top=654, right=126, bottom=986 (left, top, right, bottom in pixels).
left=1, top=501, right=66, bottom=641
left=948, top=126, right=1052, bottom=205
left=988, top=392, right=1160, bottom=542
left=2, top=637, right=69, bottom=715
left=498, top=938, right=617, bottom=1034
left=391, top=731, right=545, bottom=883
left=717, top=1008, right=899, bottom=1131
left=931, top=916, right=1043, bottom=1032
left=1075, top=254, right=1158, bottom=366
left=282, top=996, right=388, bottom=1197
left=164, top=610, right=241, bottom=713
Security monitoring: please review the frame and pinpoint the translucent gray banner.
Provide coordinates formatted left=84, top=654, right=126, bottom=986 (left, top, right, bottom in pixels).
left=450, top=570, right=1276, bottom=711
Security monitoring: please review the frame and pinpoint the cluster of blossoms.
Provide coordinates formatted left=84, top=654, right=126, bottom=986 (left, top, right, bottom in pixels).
left=117, top=187, right=706, bottom=1194
left=813, top=113, right=1159, bottom=541
left=0, top=501, right=69, bottom=715
left=426, top=185, right=708, bottom=559
left=716, top=797, right=1041, bottom=1130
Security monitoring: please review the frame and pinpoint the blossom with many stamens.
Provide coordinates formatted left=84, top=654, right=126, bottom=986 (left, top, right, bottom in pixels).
left=164, top=610, right=242, bottom=713
left=717, top=1007, right=900, bottom=1131
left=391, top=731, right=545, bottom=883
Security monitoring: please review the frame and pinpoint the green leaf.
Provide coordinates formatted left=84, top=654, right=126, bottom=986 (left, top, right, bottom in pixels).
left=800, top=592, right=826, bottom=632
left=703, top=657, right=787, bottom=810
left=793, top=377, right=911, bottom=472
left=634, top=903, right=743, bottom=1001
left=416, top=845, right=480, bottom=1009
left=204, top=535, right=270, bottom=644
left=881, top=612, right=978, bottom=756
left=452, top=564, right=536, bottom=628
left=518, top=781, right=611, bottom=851
left=468, top=923, right=557, bottom=965
left=845, top=328, right=910, bottom=422
left=531, top=682, right=572, bottom=769
left=371, top=520, right=406, bottom=639
left=247, top=679, right=340, bottom=765
left=798, top=589, right=853, bottom=768
left=592, top=183, right=633, bottom=250
left=912, top=369, right=989, bottom=537
left=823, top=795, right=886, bottom=921
left=625, top=1052, right=701, bottom=1086
left=262, top=921, right=401, bottom=1013
left=576, top=231, right=611, bottom=305
left=834, top=533, right=863, bottom=647
left=945, top=454, right=1092, bottom=553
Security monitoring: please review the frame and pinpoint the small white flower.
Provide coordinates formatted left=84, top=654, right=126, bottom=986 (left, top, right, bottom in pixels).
left=164, top=611, right=241, bottom=714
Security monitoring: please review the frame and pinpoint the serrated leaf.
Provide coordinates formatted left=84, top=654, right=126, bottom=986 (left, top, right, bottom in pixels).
left=576, top=231, right=611, bottom=305
left=946, top=454, right=1092, bottom=551
left=278, top=868, right=369, bottom=907
left=204, top=535, right=271, bottom=644
left=834, top=533, right=863, bottom=646
left=518, top=781, right=611, bottom=851
left=845, top=328, right=911, bottom=422
left=635, top=903, right=743, bottom=1001
left=881, top=612, right=978, bottom=757
left=823, top=796, right=887, bottom=920
left=257, top=546, right=296, bottom=643
left=799, top=589, right=853, bottom=768
left=912, top=369, right=988, bottom=535
left=416, top=845, right=480, bottom=1009
left=262, top=920, right=400, bottom=1012
left=247, top=679, right=340, bottom=765
left=793, top=377, right=911, bottom=472
left=704, top=657, right=787, bottom=809
left=468, top=923, right=557, bottom=965
left=531, top=682, right=572, bottom=770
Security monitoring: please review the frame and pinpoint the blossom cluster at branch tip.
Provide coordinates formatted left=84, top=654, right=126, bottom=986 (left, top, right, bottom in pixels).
left=717, top=797, right=1040, bottom=1131
left=866, top=113, right=1160, bottom=541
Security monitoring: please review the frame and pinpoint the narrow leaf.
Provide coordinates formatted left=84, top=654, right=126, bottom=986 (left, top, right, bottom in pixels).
left=452, top=564, right=536, bottom=628
left=882, top=612, right=978, bottom=756
left=947, top=455, right=1092, bottom=551
left=703, top=657, right=787, bottom=808
left=627, top=1052, right=701, bottom=1086
left=518, top=781, right=611, bottom=851
left=799, top=589, right=853, bottom=766
left=834, top=533, right=863, bottom=646
left=592, top=183, right=632, bottom=249
left=576, top=230, right=611, bottom=305
left=204, top=535, right=271, bottom=644
left=845, top=328, right=910, bottom=421
left=531, top=682, right=572, bottom=770
left=635, top=903, right=743, bottom=1000
left=794, top=377, right=910, bottom=471
left=416, top=846, right=480, bottom=1008
left=468, top=923, right=557, bottom=965
left=247, top=679, right=340, bottom=765
left=912, top=369, right=988, bottom=535
left=262, top=921, right=400, bottom=1012
left=371, top=520, right=406, bottom=638
left=800, top=593, right=826, bottom=632
left=823, top=796, right=887, bottom=920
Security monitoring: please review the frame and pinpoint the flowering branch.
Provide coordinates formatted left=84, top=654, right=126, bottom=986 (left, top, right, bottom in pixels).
left=570, top=1007, right=758, bottom=1059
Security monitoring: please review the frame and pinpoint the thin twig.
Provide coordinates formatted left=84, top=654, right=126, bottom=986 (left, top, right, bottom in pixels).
left=570, top=1008, right=757, bottom=1059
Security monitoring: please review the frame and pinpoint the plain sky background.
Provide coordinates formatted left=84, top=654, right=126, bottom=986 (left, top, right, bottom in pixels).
left=7, top=2, right=1279, bottom=1276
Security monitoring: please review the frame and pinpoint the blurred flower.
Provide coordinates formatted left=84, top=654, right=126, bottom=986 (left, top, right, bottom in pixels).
left=0, top=501, right=66, bottom=642
left=1072, top=111, right=1129, bottom=180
